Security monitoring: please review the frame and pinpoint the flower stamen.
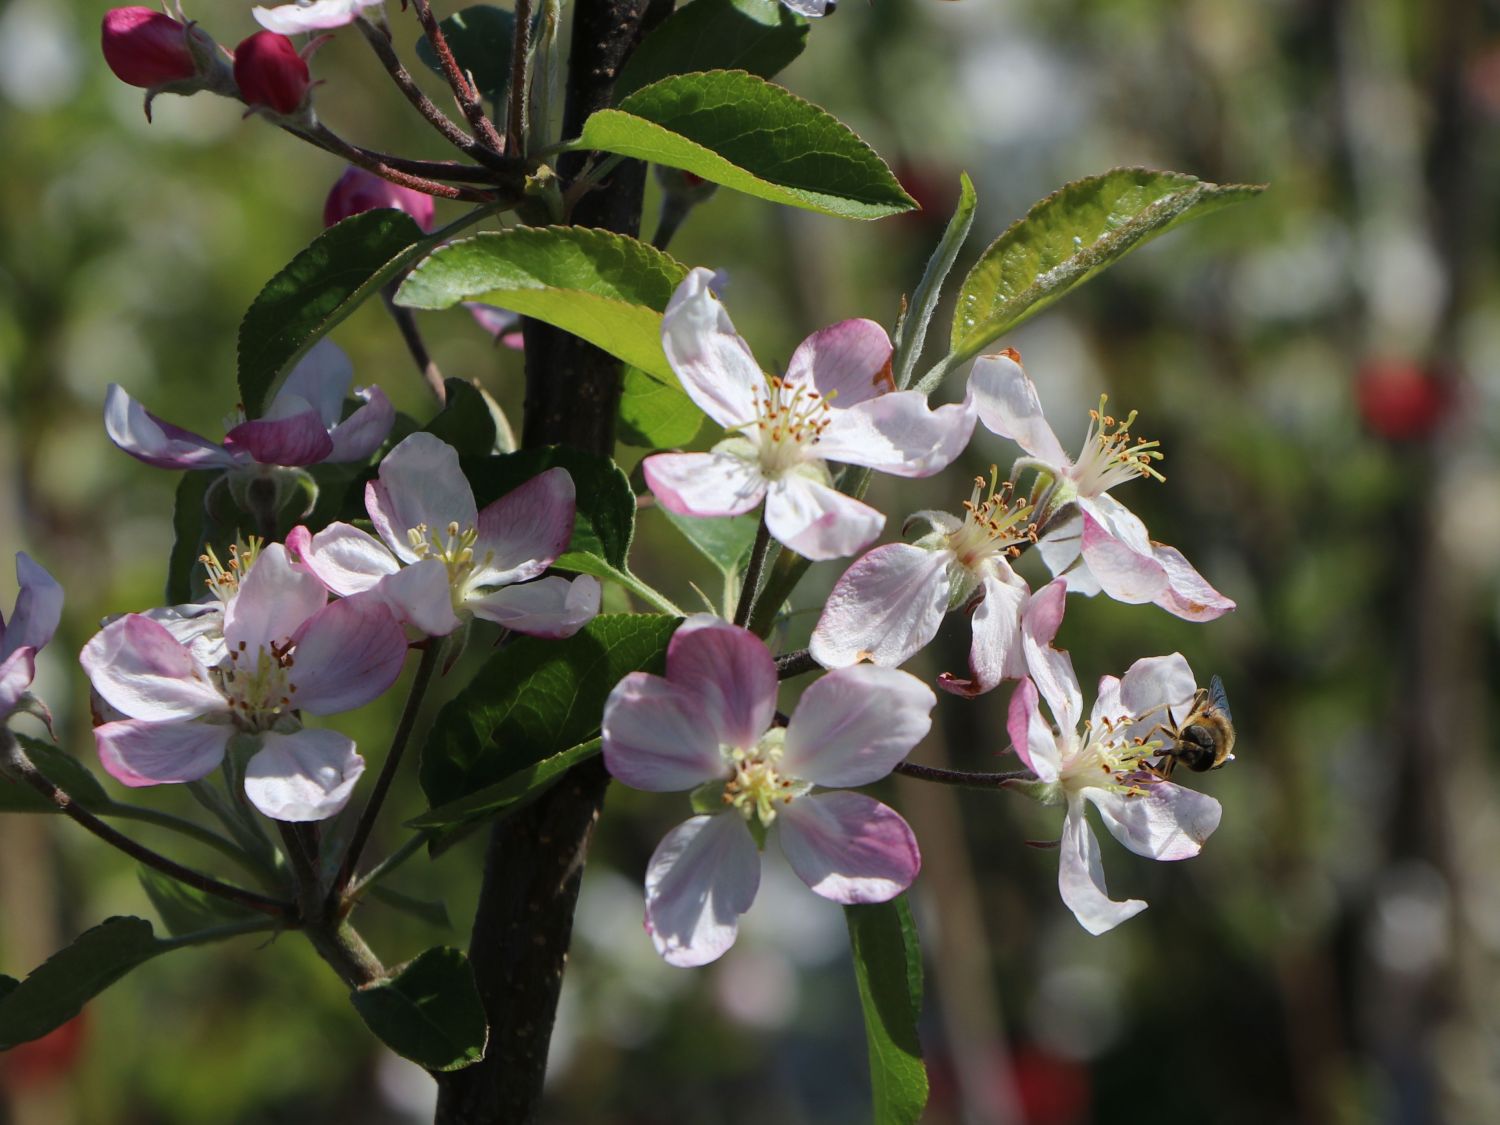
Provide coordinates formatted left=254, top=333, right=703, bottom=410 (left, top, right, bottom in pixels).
left=1071, top=394, right=1165, bottom=496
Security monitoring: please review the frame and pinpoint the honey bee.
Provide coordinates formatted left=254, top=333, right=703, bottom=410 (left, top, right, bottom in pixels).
left=1151, top=675, right=1236, bottom=779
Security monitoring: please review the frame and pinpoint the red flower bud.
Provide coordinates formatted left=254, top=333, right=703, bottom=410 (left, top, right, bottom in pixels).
left=323, top=166, right=436, bottom=232
left=101, top=7, right=196, bottom=88
left=233, top=30, right=309, bottom=115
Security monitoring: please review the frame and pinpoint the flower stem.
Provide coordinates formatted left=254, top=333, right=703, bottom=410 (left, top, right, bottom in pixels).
left=347, top=830, right=435, bottom=900
left=381, top=284, right=447, bottom=404
left=332, top=641, right=444, bottom=905
left=507, top=0, right=534, bottom=155
left=0, top=730, right=292, bottom=918
left=733, top=513, right=773, bottom=628
left=106, top=801, right=270, bottom=883
left=412, top=0, right=508, bottom=153
left=775, top=649, right=819, bottom=680
left=892, top=761, right=1035, bottom=789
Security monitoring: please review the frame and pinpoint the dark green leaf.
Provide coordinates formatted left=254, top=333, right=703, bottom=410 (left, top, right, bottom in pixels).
left=413, top=5, right=516, bottom=107
left=949, top=168, right=1263, bottom=363
left=0, top=735, right=110, bottom=814
left=420, top=615, right=679, bottom=809
left=0, top=918, right=168, bottom=1049
left=618, top=365, right=702, bottom=449
left=238, top=210, right=426, bottom=416
left=138, top=868, right=255, bottom=937
left=396, top=227, right=688, bottom=381
left=368, top=885, right=452, bottom=930
left=412, top=737, right=600, bottom=829
left=617, top=0, right=808, bottom=98
left=845, top=897, right=927, bottom=1125
left=892, top=172, right=976, bottom=388
left=462, top=446, right=635, bottom=568
left=351, top=947, right=487, bottom=1072
left=659, top=508, right=760, bottom=577
left=571, top=71, right=916, bottom=220
left=425, top=378, right=500, bottom=456
left=0, top=977, right=16, bottom=1003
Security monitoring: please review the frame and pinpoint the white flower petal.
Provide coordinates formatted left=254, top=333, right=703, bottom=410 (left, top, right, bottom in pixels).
left=938, top=566, right=1028, bottom=697
left=252, top=0, right=384, bottom=34
left=243, top=728, right=366, bottom=822
left=645, top=813, right=761, bottom=967
left=602, top=672, right=726, bottom=791
left=816, top=392, right=975, bottom=479
left=81, top=615, right=225, bottom=722
left=1086, top=784, right=1221, bottom=862
left=764, top=474, right=884, bottom=561
left=967, top=351, right=1069, bottom=466
left=809, top=543, right=952, bottom=669
left=272, top=339, right=353, bottom=427
left=1005, top=677, right=1061, bottom=782
left=642, top=450, right=766, bottom=519
left=223, top=543, right=327, bottom=655
left=95, top=717, right=230, bottom=787
left=1020, top=581, right=1081, bottom=732
left=467, top=575, right=600, bottom=639
left=1058, top=798, right=1146, bottom=935
left=366, top=433, right=478, bottom=563
left=777, top=793, right=920, bottom=904
left=660, top=268, right=764, bottom=430
left=783, top=319, right=894, bottom=406
left=781, top=665, right=934, bottom=787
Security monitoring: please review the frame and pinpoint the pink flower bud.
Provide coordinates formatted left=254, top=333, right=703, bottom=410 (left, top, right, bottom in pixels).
left=323, top=166, right=436, bottom=232
left=233, top=30, right=309, bottom=115
left=101, top=7, right=196, bottom=88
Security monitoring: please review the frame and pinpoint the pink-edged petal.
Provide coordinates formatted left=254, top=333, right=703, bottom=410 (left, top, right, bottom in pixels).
left=95, top=717, right=229, bottom=787
left=967, top=351, right=1069, bottom=466
left=938, top=566, right=1028, bottom=697
left=783, top=319, right=894, bottom=407
left=660, top=267, right=763, bottom=429
left=1058, top=798, right=1146, bottom=935
left=644, top=813, right=761, bottom=967
left=1086, top=784, right=1221, bottom=862
left=464, top=302, right=521, bottom=342
left=1036, top=516, right=1101, bottom=594
left=138, top=603, right=226, bottom=669
left=817, top=393, right=975, bottom=479
left=0, top=648, right=35, bottom=717
left=223, top=543, right=327, bottom=655
left=1119, top=653, right=1196, bottom=727
left=602, top=671, right=725, bottom=791
left=1079, top=493, right=1153, bottom=556
left=366, top=433, right=477, bottom=563
left=374, top=559, right=462, bottom=637
left=777, top=792, right=919, bottom=904
left=325, top=386, right=395, bottom=463
left=3, top=553, right=63, bottom=658
left=1090, top=674, right=1126, bottom=729
left=764, top=474, right=884, bottom=561
left=1152, top=544, right=1236, bottom=621
left=81, top=615, right=224, bottom=721
left=809, top=543, right=952, bottom=669
left=781, top=665, right=935, bottom=786
left=103, top=384, right=239, bottom=470
left=471, top=467, right=576, bottom=586
left=243, top=728, right=366, bottom=822
left=643, top=451, right=765, bottom=519
left=224, top=407, right=334, bottom=468
left=287, top=522, right=396, bottom=597
left=272, top=339, right=353, bottom=427
left=252, top=0, right=383, bottom=34
left=663, top=614, right=777, bottom=752
left=287, top=595, right=409, bottom=714
left=1020, top=580, right=1081, bottom=732
left=466, top=575, right=600, bottom=639
left=1005, top=678, right=1061, bottom=782
left=1079, top=512, right=1169, bottom=605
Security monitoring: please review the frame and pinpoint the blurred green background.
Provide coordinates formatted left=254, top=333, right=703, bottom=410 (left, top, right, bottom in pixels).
left=4, top=0, right=1499, bottom=1121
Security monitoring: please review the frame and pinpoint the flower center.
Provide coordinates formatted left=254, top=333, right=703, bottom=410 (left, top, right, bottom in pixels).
left=1068, top=395, right=1165, bottom=497
left=406, top=520, right=492, bottom=605
left=721, top=728, right=804, bottom=827
left=746, top=375, right=836, bottom=476
left=200, top=538, right=264, bottom=606
left=1062, top=715, right=1163, bottom=797
left=219, top=638, right=298, bottom=732
left=946, top=467, right=1035, bottom=570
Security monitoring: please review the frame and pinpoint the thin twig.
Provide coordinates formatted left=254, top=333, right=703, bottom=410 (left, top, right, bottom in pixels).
left=304, top=123, right=495, bottom=202
left=0, top=731, right=292, bottom=917
left=333, top=643, right=444, bottom=903
left=733, top=514, right=772, bottom=628
left=347, top=146, right=502, bottom=183
left=775, top=649, right=820, bottom=680
left=382, top=285, right=447, bottom=403
left=108, top=801, right=269, bottom=882
left=412, top=0, right=508, bottom=152
left=507, top=0, right=534, bottom=155
left=892, top=761, right=1035, bottom=789
left=347, top=830, right=435, bottom=900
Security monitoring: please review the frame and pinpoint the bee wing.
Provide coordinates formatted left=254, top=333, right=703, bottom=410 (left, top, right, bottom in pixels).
left=1208, top=675, right=1232, bottom=723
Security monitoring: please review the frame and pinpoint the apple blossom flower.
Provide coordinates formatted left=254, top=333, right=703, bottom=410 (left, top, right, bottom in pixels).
left=643, top=268, right=976, bottom=561
left=602, top=615, right=935, bottom=966
left=779, top=0, right=835, bottom=17
left=810, top=469, right=1043, bottom=696
left=233, top=30, right=310, bottom=116
left=1008, top=581, right=1222, bottom=934
left=80, top=544, right=408, bottom=821
left=463, top=303, right=524, bottom=350
left=1, top=554, right=63, bottom=722
left=968, top=350, right=1234, bottom=622
left=253, top=0, right=385, bottom=35
left=105, top=339, right=392, bottom=473
left=324, top=165, right=436, bottom=231
left=288, top=432, right=599, bottom=638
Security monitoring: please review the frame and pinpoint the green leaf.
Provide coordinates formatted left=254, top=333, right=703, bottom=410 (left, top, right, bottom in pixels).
left=138, top=868, right=255, bottom=937
left=367, top=885, right=452, bottom=930
left=0, top=918, right=169, bottom=1049
left=617, top=0, right=808, bottom=99
left=571, top=71, right=916, bottom=220
left=350, top=947, right=487, bottom=1072
left=412, top=737, right=600, bottom=829
left=845, top=897, right=927, bottom=1125
left=395, top=227, right=689, bottom=382
left=892, top=172, right=976, bottom=389
left=0, top=977, right=16, bottom=1003
left=618, top=365, right=703, bottom=449
left=420, top=615, right=679, bottom=810
left=0, top=735, right=110, bottom=814
left=463, top=446, right=635, bottom=568
left=424, top=378, right=500, bottom=456
left=659, top=508, right=760, bottom=577
left=948, top=168, right=1263, bottom=363
left=413, top=5, right=515, bottom=107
